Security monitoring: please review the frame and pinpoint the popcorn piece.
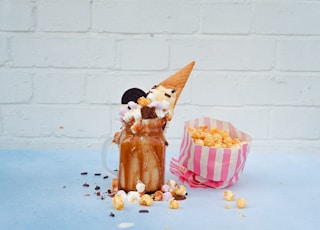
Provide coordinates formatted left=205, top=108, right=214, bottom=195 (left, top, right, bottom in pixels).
left=175, top=185, right=187, bottom=197
left=140, top=194, right=153, bottom=206
left=137, top=96, right=151, bottom=106
left=117, top=190, right=127, bottom=201
left=112, top=194, right=124, bottom=210
left=153, top=190, right=163, bottom=201
left=127, top=191, right=140, bottom=203
left=236, top=198, right=247, bottom=209
left=169, top=199, right=180, bottom=209
left=224, top=190, right=235, bottom=201
left=167, top=179, right=178, bottom=190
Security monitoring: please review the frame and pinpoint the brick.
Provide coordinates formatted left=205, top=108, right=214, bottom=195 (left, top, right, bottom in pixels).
left=276, top=40, right=320, bottom=71
left=0, top=136, right=106, bottom=150
left=171, top=38, right=275, bottom=71
left=0, top=0, right=34, bottom=31
left=118, top=39, right=169, bottom=70
left=38, top=0, right=90, bottom=32
left=253, top=1, right=320, bottom=35
left=33, top=73, right=85, bottom=104
left=92, top=0, right=199, bottom=33
left=245, top=74, right=320, bottom=106
left=192, top=73, right=246, bottom=106
left=0, top=72, right=32, bottom=103
left=11, top=36, right=115, bottom=68
left=2, top=106, right=111, bottom=138
left=201, top=2, right=252, bottom=34
left=0, top=36, right=8, bottom=64
left=86, top=73, right=156, bottom=104
left=270, top=108, right=320, bottom=139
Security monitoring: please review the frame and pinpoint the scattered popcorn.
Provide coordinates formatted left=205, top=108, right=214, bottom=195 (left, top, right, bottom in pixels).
left=112, top=194, right=124, bottom=210
left=127, top=191, right=140, bottom=203
left=169, top=199, right=180, bottom=209
left=153, top=190, right=163, bottom=201
left=188, top=126, right=244, bottom=148
left=175, top=185, right=187, bottom=197
left=108, top=178, right=187, bottom=210
left=116, top=190, right=127, bottom=201
left=140, top=194, right=153, bottom=206
left=167, top=179, right=178, bottom=190
left=236, top=198, right=247, bottom=209
left=224, top=190, right=235, bottom=201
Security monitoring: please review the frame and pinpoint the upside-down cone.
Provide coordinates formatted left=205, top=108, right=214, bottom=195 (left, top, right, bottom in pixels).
left=158, top=61, right=195, bottom=107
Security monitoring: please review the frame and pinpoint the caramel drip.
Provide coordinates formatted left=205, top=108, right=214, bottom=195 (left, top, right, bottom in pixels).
left=118, top=118, right=166, bottom=193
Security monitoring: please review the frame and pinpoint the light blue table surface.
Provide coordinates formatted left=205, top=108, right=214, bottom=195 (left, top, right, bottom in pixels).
left=1, top=149, right=320, bottom=230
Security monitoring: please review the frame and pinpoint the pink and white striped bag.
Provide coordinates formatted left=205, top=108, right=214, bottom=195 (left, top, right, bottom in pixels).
left=170, top=117, right=252, bottom=189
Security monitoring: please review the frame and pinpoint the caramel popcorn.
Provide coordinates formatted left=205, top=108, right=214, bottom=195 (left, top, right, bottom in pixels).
left=137, top=96, right=151, bottom=106
left=169, top=199, right=180, bottom=209
left=175, top=185, right=187, bottom=197
left=188, top=126, right=243, bottom=148
left=223, top=190, right=235, bottom=201
left=236, top=198, right=247, bottom=209
left=140, top=194, right=153, bottom=206
left=112, top=194, right=124, bottom=210
left=153, top=190, right=163, bottom=201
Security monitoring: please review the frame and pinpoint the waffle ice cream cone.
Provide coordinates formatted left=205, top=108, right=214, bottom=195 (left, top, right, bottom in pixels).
left=149, top=61, right=195, bottom=121
left=158, top=61, right=195, bottom=107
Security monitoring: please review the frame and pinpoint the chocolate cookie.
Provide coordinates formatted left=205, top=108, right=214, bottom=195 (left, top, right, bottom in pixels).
left=121, top=88, right=146, bottom=104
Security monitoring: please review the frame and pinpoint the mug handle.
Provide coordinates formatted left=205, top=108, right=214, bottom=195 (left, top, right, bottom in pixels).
left=101, top=137, right=118, bottom=178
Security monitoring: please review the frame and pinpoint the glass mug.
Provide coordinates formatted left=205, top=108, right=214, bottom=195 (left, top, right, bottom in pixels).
left=102, top=118, right=167, bottom=193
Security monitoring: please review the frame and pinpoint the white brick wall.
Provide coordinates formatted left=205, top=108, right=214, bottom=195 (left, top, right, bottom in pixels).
left=0, top=0, right=319, bottom=154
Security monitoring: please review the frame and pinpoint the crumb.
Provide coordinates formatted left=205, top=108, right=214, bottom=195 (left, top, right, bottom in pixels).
left=139, top=209, right=149, bottom=213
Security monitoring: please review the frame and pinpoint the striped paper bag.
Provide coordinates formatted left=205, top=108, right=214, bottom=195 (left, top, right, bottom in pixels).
left=170, top=117, right=252, bottom=189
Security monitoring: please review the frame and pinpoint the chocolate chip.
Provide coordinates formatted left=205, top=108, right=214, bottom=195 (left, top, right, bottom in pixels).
left=121, top=88, right=146, bottom=104
left=81, top=172, right=88, bottom=175
left=103, top=175, right=109, bottom=179
left=109, top=212, right=115, bottom=217
left=152, top=85, right=157, bottom=89
left=83, top=183, right=89, bottom=187
left=171, top=89, right=176, bottom=93
left=164, top=93, right=171, bottom=98
left=94, top=173, right=101, bottom=176
left=95, top=185, right=100, bottom=190
left=139, top=209, right=149, bottom=213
